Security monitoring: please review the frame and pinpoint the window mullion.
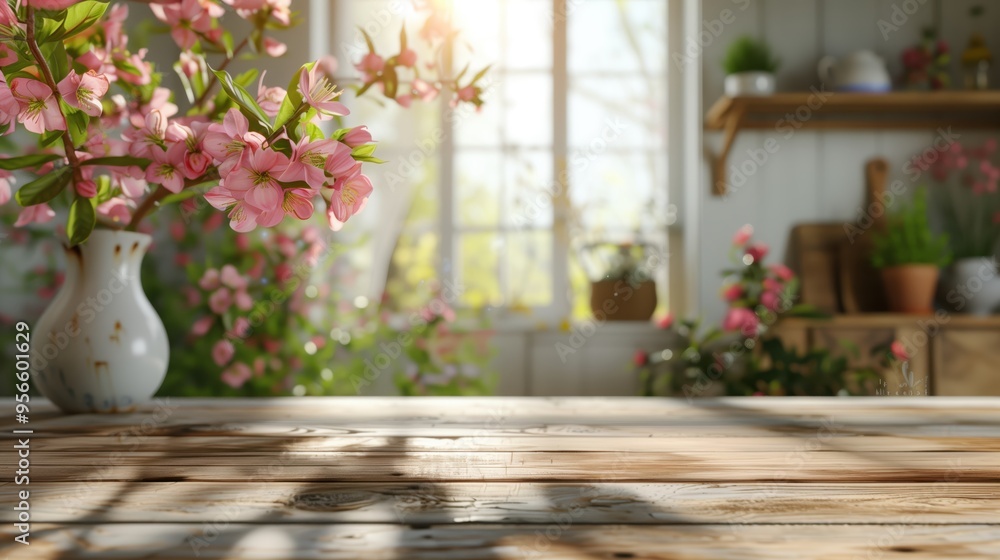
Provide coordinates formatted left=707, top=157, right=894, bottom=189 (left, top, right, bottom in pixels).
left=439, top=3, right=456, bottom=300
left=551, top=0, right=570, bottom=321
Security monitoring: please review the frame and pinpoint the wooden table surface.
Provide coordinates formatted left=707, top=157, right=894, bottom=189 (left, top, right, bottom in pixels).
left=1, top=397, right=999, bottom=559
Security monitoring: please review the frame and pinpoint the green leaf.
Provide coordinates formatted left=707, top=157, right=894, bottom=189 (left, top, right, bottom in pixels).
left=383, top=65, right=398, bottom=99
left=351, top=144, right=377, bottom=158
left=15, top=166, right=72, bottom=206
left=37, top=0, right=110, bottom=43
left=211, top=67, right=273, bottom=133
left=360, top=28, right=375, bottom=53
left=39, top=130, right=63, bottom=148
left=399, top=25, right=407, bottom=51
left=353, top=155, right=385, bottom=164
left=0, top=154, right=63, bottom=171
left=67, top=196, right=96, bottom=247
left=454, top=63, right=470, bottom=83
left=80, top=155, right=151, bottom=169
left=160, top=189, right=202, bottom=206
left=41, top=41, right=70, bottom=82
left=66, top=110, right=89, bottom=148
left=273, top=62, right=311, bottom=132
left=470, top=64, right=492, bottom=84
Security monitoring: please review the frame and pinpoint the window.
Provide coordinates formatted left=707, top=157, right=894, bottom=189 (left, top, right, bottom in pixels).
left=331, top=0, right=674, bottom=323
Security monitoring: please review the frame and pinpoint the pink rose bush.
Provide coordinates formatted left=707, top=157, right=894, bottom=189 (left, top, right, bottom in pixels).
left=0, top=0, right=487, bottom=245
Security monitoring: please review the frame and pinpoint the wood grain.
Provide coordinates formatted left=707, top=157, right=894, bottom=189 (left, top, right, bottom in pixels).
left=5, top=523, right=999, bottom=560
left=4, top=398, right=999, bottom=559
left=8, top=482, right=1000, bottom=525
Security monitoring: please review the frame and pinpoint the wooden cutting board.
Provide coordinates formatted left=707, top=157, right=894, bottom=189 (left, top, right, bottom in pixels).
left=790, top=223, right=844, bottom=313
left=839, top=158, right=888, bottom=313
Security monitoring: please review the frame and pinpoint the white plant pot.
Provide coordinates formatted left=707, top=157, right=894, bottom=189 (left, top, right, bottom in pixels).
left=724, top=72, right=776, bottom=96
left=940, top=257, right=1000, bottom=316
left=31, top=230, right=169, bottom=413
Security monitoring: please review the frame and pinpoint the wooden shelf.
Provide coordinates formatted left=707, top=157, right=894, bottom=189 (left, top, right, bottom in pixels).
left=705, top=90, right=1000, bottom=196
left=778, top=313, right=1000, bottom=329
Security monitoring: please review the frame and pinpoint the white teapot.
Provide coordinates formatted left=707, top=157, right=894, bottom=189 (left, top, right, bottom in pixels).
left=817, top=50, right=891, bottom=92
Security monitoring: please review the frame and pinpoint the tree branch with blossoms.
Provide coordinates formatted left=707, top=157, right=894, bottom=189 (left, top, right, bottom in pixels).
left=0, top=0, right=489, bottom=246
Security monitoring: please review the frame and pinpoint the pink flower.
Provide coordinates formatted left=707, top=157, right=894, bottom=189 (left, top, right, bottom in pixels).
left=0, top=170, right=15, bottom=205
left=146, top=142, right=187, bottom=193
left=412, top=78, right=438, bottom=102
left=96, top=198, right=132, bottom=225
left=298, top=63, right=349, bottom=119
left=745, top=243, right=769, bottom=263
left=341, top=126, right=372, bottom=148
left=75, top=179, right=97, bottom=198
left=208, top=288, right=232, bottom=314
left=456, top=85, right=476, bottom=102
left=355, top=53, right=384, bottom=81
left=281, top=188, right=315, bottom=221
left=632, top=350, right=648, bottom=367
left=263, top=37, right=287, bottom=57
left=191, top=316, right=214, bottom=337
left=224, top=148, right=290, bottom=227
left=256, top=75, right=287, bottom=118
left=890, top=340, right=910, bottom=361
left=656, top=314, right=674, bottom=330
left=199, top=268, right=220, bottom=290
left=281, top=137, right=350, bottom=189
left=397, top=48, right=417, bottom=68
left=229, top=316, right=251, bottom=339
left=220, top=264, right=247, bottom=289
left=760, top=290, right=781, bottom=311
left=203, top=109, right=265, bottom=177
left=0, top=74, right=18, bottom=133
left=762, top=278, right=783, bottom=293
left=732, top=224, right=753, bottom=246
left=723, top=284, right=743, bottom=302
left=24, top=0, right=78, bottom=9
left=396, top=94, right=412, bottom=108
left=212, top=339, right=235, bottom=366
left=770, top=264, right=794, bottom=281
left=150, top=0, right=217, bottom=50
left=14, top=204, right=56, bottom=227
left=125, top=109, right=172, bottom=158
left=11, top=78, right=65, bottom=134
left=722, top=307, right=759, bottom=337
left=203, top=185, right=260, bottom=232
left=57, top=71, right=110, bottom=117
left=327, top=168, right=372, bottom=224
left=221, top=362, right=252, bottom=388
left=234, top=289, right=253, bottom=311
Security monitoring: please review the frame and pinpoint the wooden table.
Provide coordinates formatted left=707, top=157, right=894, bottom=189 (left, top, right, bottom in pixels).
left=2, top=397, right=999, bottom=559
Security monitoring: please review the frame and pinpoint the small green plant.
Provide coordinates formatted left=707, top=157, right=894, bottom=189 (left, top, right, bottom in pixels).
left=723, top=36, right=780, bottom=74
left=871, top=188, right=952, bottom=268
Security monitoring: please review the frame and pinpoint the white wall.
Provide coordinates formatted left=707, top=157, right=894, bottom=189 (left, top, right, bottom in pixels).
left=698, top=0, right=997, bottom=323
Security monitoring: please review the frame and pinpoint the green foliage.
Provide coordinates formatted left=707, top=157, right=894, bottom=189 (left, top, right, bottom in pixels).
left=723, top=36, right=779, bottom=74
left=871, top=188, right=952, bottom=268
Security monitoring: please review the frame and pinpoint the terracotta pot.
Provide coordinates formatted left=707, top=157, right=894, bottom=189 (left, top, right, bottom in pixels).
left=880, top=265, right=939, bottom=314
left=590, top=280, right=657, bottom=321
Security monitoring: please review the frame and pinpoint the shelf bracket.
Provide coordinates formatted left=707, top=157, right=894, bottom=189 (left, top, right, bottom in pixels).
left=711, top=105, right=745, bottom=197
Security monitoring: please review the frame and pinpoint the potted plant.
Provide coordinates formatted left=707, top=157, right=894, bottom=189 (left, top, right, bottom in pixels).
left=912, top=139, right=1000, bottom=314
left=581, top=241, right=658, bottom=321
left=0, top=0, right=487, bottom=413
left=870, top=188, right=952, bottom=314
left=722, top=36, right=779, bottom=96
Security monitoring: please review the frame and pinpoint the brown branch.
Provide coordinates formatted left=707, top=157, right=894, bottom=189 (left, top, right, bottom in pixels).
left=24, top=7, right=82, bottom=185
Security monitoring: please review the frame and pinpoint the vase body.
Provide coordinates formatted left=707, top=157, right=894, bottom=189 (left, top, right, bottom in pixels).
left=590, top=280, right=657, bottom=321
left=940, top=257, right=1000, bottom=315
left=31, top=230, right=168, bottom=413
left=881, top=265, right=939, bottom=314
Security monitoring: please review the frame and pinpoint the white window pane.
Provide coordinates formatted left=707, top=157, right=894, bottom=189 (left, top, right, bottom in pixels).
left=505, top=0, right=553, bottom=70
left=568, top=0, right=667, bottom=74
left=505, top=74, right=553, bottom=146
left=507, top=231, right=552, bottom=307
left=454, top=93, right=502, bottom=148
left=570, top=151, right=667, bottom=233
left=453, top=0, right=502, bottom=66
left=455, top=151, right=501, bottom=227
left=458, top=233, right=504, bottom=308
left=569, top=76, right=666, bottom=151
left=505, top=150, right=553, bottom=228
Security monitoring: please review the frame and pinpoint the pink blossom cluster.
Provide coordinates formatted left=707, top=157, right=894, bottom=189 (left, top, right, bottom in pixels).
left=721, top=225, right=795, bottom=337
left=910, top=139, right=1000, bottom=194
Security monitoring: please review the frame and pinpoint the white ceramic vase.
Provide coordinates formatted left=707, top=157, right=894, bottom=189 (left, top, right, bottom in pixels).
left=941, top=257, right=1000, bottom=316
left=31, top=230, right=169, bottom=413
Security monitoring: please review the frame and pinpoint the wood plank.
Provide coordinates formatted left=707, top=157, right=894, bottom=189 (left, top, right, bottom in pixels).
left=26, top=434, right=1000, bottom=453
left=9, top=481, right=1000, bottom=525
left=16, top=451, right=1000, bottom=483
left=6, top=523, right=999, bottom=559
